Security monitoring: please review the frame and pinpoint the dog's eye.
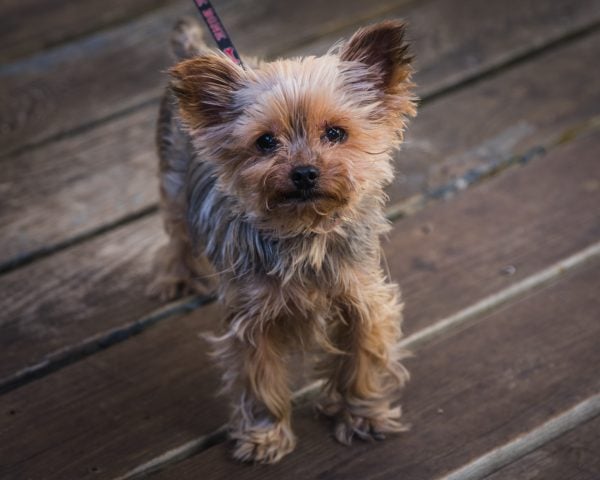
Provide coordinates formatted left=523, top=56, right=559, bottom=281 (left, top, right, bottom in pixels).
left=324, top=126, right=347, bottom=144
left=256, top=133, right=279, bottom=153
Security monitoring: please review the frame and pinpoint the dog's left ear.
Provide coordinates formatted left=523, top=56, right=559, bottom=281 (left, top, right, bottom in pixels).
left=340, top=20, right=413, bottom=92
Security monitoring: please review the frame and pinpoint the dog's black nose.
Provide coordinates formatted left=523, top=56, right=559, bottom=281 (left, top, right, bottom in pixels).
left=291, top=165, right=319, bottom=190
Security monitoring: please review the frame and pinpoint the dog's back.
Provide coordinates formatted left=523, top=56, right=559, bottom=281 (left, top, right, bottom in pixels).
left=148, top=18, right=216, bottom=301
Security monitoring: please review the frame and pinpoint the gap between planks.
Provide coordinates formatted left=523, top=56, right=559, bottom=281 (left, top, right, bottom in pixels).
left=420, top=19, right=600, bottom=102
left=387, top=114, right=600, bottom=220
left=1, top=116, right=598, bottom=396
left=114, top=240, right=600, bottom=479
left=0, top=294, right=215, bottom=395
left=0, top=204, right=158, bottom=275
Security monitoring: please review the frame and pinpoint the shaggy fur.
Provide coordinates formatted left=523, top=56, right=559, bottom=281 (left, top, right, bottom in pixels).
left=149, top=16, right=417, bottom=463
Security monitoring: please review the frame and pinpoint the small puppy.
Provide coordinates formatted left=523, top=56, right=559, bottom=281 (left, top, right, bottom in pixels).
left=150, top=17, right=416, bottom=463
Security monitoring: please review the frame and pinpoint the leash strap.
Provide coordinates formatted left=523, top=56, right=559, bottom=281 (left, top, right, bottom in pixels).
left=193, top=0, right=245, bottom=69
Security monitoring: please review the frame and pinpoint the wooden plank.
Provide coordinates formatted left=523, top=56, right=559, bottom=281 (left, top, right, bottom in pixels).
left=0, top=216, right=165, bottom=382
left=484, top=416, right=600, bottom=480
left=0, top=4, right=183, bottom=156
left=0, top=0, right=178, bottom=63
left=389, top=28, right=600, bottom=207
left=0, top=302, right=229, bottom=480
left=152, top=257, right=600, bottom=479
left=289, top=0, right=600, bottom=97
left=408, top=0, right=600, bottom=97
left=0, top=101, right=598, bottom=479
left=3, top=24, right=600, bottom=274
left=389, top=132, right=600, bottom=334
left=0, top=109, right=158, bottom=270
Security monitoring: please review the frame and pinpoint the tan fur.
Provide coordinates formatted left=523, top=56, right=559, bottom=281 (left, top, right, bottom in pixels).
left=151, top=18, right=417, bottom=463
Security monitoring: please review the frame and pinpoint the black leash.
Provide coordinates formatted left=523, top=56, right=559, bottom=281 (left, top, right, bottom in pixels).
left=193, top=0, right=245, bottom=69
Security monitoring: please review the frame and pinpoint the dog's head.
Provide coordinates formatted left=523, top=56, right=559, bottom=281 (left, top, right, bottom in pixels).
left=171, top=21, right=416, bottom=235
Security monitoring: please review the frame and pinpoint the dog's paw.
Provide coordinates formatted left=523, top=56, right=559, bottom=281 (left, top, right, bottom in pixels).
left=320, top=401, right=408, bottom=446
left=146, top=275, right=213, bottom=302
left=146, top=276, right=183, bottom=302
left=231, top=423, right=296, bottom=464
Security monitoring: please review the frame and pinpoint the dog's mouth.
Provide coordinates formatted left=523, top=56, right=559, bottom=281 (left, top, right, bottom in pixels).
left=274, top=190, right=346, bottom=210
left=266, top=186, right=350, bottom=219
left=279, top=189, right=327, bottom=203
left=263, top=188, right=350, bottom=232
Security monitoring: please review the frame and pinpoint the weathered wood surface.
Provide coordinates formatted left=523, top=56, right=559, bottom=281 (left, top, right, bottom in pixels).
left=390, top=131, right=600, bottom=334
left=0, top=302, right=228, bottom=480
left=153, top=258, right=600, bottom=479
left=485, top=416, right=600, bottom=480
left=388, top=30, right=600, bottom=207
left=3, top=23, right=599, bottom=277
left=0, top=0, right=178, bottom=63
left=0, top=216, right=165, bottom=383
left=0, top=108, right=160, bottom=270
left=0, top=114, right=597, bottom=479
left=408, top=0, right=600, bottom=98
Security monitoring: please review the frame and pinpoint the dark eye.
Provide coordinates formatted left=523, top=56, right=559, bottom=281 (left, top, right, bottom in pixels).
left=324, top=126, right=347, bottom=144
left=256, top=133, right=279, bottom=153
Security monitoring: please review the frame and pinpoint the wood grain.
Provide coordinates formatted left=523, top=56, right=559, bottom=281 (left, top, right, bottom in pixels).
left=153, top=259, right=600, bottom=479
left=0, top=216, right=165, bottom=382
left=289, top=0, right=600, bottom=97
left=484, top=416, right=600, bottom=480
left=390, top=28, right=600, bottom=206
left=0, top=0, right=179, bottom=63
left=0, top=108, right=159, bottom=269
left=0, top=302, right=228, bottom=480
left=0, top=4, right=184, bottom=156
left=3, top=25, right=599, bottom=273
left=389, top=131, right=600, bottom=334
left=0, top=112, right=597, bottom=478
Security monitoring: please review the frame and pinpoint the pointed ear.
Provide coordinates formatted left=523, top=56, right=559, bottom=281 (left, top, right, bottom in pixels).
left=340, top=20, right=413, bottom=92
left=169, top=54, right=244, bottom=128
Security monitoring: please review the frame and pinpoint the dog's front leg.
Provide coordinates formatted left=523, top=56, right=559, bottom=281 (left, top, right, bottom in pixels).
left=320, top=271, right=410, bottom=445
left=214, top=317, right=296, bottom=464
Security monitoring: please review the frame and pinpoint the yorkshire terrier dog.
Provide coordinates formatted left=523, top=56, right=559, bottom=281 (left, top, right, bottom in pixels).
left=150, top=16, right=416, bottom=463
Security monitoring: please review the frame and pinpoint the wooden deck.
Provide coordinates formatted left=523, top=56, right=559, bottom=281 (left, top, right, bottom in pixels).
left=1, top=0, right=599, bottom=478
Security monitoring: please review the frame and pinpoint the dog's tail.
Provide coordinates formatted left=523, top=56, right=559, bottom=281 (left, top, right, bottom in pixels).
left=170, top=16, right=210, bottom=60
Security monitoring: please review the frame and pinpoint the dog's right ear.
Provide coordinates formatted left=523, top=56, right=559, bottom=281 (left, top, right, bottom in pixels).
left=340, top=20, right=412, bottom=93
left=169, top=54, right=245, bottom=129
